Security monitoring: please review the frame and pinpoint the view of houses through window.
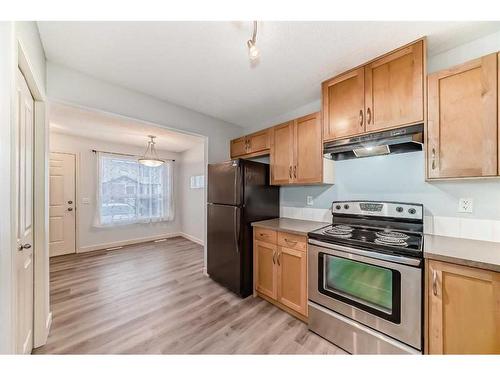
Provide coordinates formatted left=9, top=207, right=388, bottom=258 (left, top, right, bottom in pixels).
left=98, top=153, right=173, bottom=225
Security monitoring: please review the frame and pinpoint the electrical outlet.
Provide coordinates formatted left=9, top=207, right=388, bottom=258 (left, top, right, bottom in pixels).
left=306, top=196, right=314, bottom=206
left=458, top=198, right=473, bottom=213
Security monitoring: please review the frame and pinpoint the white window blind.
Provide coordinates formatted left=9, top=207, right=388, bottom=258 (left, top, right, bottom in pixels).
left=95, top=152, right=174, bottom=226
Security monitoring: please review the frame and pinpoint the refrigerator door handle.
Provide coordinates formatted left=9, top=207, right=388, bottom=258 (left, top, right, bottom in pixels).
left=234, top=208, right=241, bottom=253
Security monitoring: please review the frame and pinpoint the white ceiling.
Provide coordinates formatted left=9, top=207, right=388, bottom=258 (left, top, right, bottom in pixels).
left=49, top=102, right=204, bottom=153
left=38, top=21, right=500, bottom=128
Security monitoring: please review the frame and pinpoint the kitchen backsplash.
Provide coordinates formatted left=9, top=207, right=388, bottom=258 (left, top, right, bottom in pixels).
left=280, top=151, right=500, bottom=242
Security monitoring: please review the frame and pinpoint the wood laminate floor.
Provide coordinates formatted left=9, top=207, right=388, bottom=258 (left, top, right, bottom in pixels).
left=34, top=237, right=346, bottom=354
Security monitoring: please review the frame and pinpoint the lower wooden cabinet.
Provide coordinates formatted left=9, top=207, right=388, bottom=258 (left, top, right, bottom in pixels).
left=253, top=228, right=308, bottom=320
left=277, top=246, right=307, bottom=316
left=254, top=240, right=277, bottom=299
left=427, top=260, right=500, bottom=354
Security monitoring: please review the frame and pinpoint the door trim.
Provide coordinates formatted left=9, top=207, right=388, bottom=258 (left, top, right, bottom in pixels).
left=49, top=151, right=78, bottom=254
left=17, top=40, right=50, bottom=351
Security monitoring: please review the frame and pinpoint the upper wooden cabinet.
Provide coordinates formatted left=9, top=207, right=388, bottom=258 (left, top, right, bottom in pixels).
left=230, top=136, right=247, bottom=157
left=322, top=39, right=425, bottom=141
left=271, top=112, right=334, bottom=185
left=427, top=260, right=500, bottom=354
left=270, top=121, right=295, bottom=185
left=365, top=40, right=424, bottom=132
left=427, top=53, right=498, bottom=179
left=294, top=113, right=324, bottom=184
left=322, top=67, right=365, bottom=141
left=230, top=129, right=270, bottom=159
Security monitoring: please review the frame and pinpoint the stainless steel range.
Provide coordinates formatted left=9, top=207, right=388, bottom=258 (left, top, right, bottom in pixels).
left=307, top=201, right=424, bottom=354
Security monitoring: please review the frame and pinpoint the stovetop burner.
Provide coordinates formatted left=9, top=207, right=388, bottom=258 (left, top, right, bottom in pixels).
left=308, top=201, right=424, bottom=258
left=323, top=225, right=354, bottom=238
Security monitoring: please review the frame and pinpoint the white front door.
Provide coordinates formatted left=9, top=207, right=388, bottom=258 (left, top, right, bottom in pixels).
left=15, top=68, right=34, bottom=354
left=49, top=152, right=76, bottom=257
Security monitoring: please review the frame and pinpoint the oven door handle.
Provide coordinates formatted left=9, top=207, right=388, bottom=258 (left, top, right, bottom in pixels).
left=308, top=239, right=422, bottom=267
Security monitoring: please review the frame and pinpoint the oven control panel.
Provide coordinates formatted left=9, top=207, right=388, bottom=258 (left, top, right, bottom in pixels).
left=331, top=201, right=423, bottom=220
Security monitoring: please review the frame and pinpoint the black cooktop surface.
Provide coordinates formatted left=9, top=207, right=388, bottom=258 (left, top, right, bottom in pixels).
left=308, top=224, right=423, bottom=258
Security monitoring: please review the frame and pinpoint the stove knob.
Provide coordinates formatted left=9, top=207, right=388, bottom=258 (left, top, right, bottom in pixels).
left=344, top=204, right=350, bottom=210
left=335, top=205, right=341, bottom=210
left=396, top=206, right=403, bottom=213
left=408, top=208, right=416, bottom=215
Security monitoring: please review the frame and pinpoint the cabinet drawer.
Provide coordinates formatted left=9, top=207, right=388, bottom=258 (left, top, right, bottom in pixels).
left=277, top=232, right=306, bottom=252
left=254, top=228, right=277, bottom=244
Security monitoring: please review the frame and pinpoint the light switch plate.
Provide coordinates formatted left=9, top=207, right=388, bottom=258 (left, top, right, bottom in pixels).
left=82, top=197, right=90, bottom=205
left=458, top=198, right=473, bottom=213
left=306, top=196, right=314, bottom=206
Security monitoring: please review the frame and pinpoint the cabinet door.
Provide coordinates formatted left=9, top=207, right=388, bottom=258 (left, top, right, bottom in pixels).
left=427, top=53, right=497, bottom=178
left=294, top=112, right=323, bottom=184
left=247, top=129, right=270, bottom=154
left=322, top=67, right=365, bottom=141
left=277, top=246, right=307, bottom=316
left=230, top=137, right=247, bottom=158
left=365, top=40, right=424, bottom=132
left=270, top=121, right=294, bottom=185
left=254, top=240, right=278, bottom=300
left=428, top=260, right=500, bottom=354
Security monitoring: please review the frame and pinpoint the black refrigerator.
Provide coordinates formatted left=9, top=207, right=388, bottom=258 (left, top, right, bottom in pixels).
left=207, top=159, right=279, bottom=298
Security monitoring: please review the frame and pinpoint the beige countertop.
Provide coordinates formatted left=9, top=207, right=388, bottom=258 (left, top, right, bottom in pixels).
left=251, top=218, right=328, bottom=236
left=424, top=234, right=500, bottom=273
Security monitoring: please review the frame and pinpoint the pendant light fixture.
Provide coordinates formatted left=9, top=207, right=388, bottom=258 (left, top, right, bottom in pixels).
left=247, top=21, right=259, bottom=61
left=138, top=135, right=164, bottom=167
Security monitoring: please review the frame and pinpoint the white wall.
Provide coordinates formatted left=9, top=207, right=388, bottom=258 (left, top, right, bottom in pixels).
left=50, top=132, right=183, bottom=251
left=179, top=144, right=206, bottom=245
left=46, top=62, right=244, bottom=164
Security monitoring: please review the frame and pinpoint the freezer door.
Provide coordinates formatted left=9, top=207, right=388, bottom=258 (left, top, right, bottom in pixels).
left=207, top=203, right=242, bottom=295
left=208, top=160, right=242, bottom=206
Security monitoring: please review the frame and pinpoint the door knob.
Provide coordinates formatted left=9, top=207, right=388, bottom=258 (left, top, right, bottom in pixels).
left=68, top=207, right=73, bottom=211
left=68, top=200, right=73, bottom=204
left=19, top=243, right=31, bottom=251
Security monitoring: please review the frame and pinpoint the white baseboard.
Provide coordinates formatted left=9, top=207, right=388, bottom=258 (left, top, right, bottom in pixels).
left=77, top=232, right=182, bottom=253
left=179, top=232, right=204, bottom=246
left=34, top=311, right=52, bottom=349
left=46, top=311, right=52, bottom=331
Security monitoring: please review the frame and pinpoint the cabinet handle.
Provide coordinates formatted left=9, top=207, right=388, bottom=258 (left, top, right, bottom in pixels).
left=431, top=148, right=436, bottom=170
left=277, top=250, right=281, bottom=266
left=272, top=250, right=276, bottom=264
left=284, top=238, right=297, bottom=245
left=359, top=109, right=363, bottom=127
left=432, top=269, right=438, bottom=296
left=293, top=165, right=297, bottom=179
left=367, top=107, right=372, bottom=125
left=289, top=166, right=292, bottom=179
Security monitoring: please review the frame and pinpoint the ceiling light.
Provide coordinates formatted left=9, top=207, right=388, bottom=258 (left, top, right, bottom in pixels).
left=138, top=135, right=164, bottom=167
left=353, top=145, right=390, bottom=158
left=247, top=21, right=259, bottom=61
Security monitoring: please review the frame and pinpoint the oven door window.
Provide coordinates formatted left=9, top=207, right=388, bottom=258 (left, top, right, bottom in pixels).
left=318, top=253, right=401, bottom=323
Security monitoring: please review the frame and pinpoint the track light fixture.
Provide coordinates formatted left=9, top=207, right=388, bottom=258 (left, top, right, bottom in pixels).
left=247, top=21, right=259, bottom=61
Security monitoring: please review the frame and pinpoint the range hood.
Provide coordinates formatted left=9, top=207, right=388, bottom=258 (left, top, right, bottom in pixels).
left=324, top=124, right=424, bottom=161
